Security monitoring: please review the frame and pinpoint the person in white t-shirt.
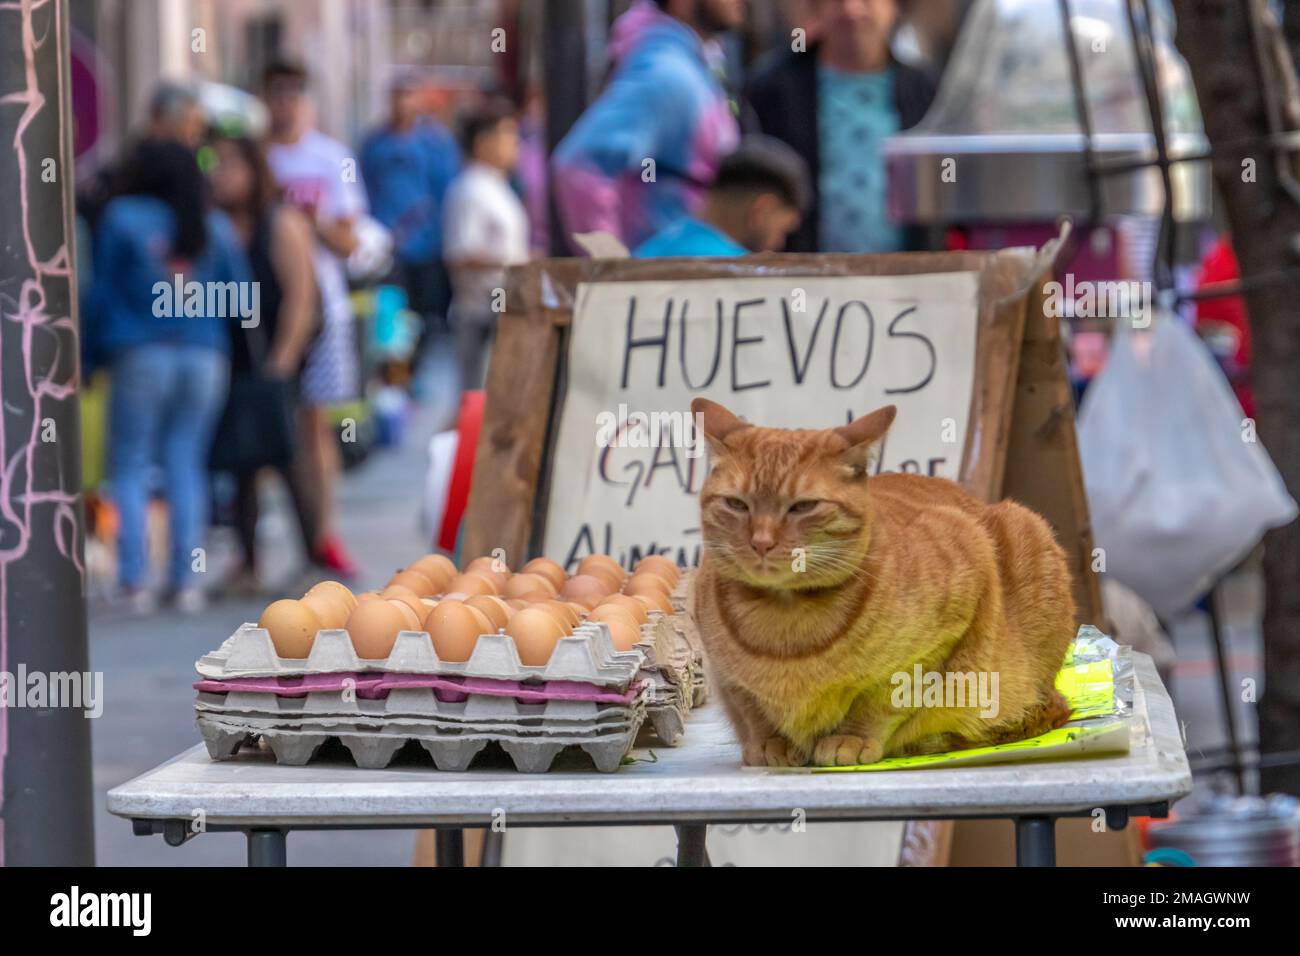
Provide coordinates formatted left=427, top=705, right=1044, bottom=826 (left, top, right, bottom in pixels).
left=261, top=59, right=366, bottom=578
left=442, top=98, right=529, bottom=392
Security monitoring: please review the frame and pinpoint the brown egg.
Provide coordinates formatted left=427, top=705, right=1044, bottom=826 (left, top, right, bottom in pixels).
left=381, top=585, right=427, bottom=621
left=632, top=590, right=673, bottom=614
left=530, top=600, right=578, bottom=629
left=505, top=598, right=531, bottom=611
left=624, top=573, right=672, bottom=598
left=386, top=598, right=423, bottom=631
left=560, top=574, right=611, bottom=609
left=597, top=594, right=650, bottom=625
left=389, top=569, right=436, bottom=596
left=578, top=553, right=626, bottom=583
left=604, top=618, right=643, bottom=652
left=345, top=600, right=407, bottom=659
left=301, top=590, right=350, bottom=630
left=506, top=608, right=565, bottom=666
left=587, top=603, right=640, bottom=630
left=447, top=572, right=497, bottom=596
left=504, top=572, right=557, bottom=600
left=409, top=554, right=457, bottom=591
left=259, top=600, right=322, bottom=659
left=521, top=557, right=567, bottom=592
left=466, top=594, right=511, bottom=630
left=465, top=554, right=509, bottom=590
left=635, top=554, right=681, bottom=583
left=579, top=564, right=624, bottom=594
left=464, top=554, right=503, bottom=572
left=427, top=601, right=487, bottom=662
left=306, top=580, right=358, bottom=612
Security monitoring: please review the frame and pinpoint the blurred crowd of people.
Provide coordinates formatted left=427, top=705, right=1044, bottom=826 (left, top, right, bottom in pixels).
left=78, top=0, right=937, bottom=612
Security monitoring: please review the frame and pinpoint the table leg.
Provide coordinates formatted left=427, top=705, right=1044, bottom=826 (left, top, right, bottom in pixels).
left=675, top=824, right=711, bottom=867
left=482, top=828, right=504, bottom=867
left=1014, top=817, right=1056, bottom=867
left=436, top=828, right=465, bottom=867
left=247, top=829, right=287, bottom=867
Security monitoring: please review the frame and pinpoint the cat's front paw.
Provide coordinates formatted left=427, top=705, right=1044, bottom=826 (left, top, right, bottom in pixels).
left=762, top=736, right=809, bottom=767
left=811, top=735, right=882, bottom=767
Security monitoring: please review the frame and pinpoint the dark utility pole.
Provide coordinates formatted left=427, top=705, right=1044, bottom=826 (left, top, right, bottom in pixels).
left=1173, top=0, right=1300, bottom=795
left=0, top=0, right=95, bottom=864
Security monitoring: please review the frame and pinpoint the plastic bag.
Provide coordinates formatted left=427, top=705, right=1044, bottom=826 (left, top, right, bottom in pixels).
left=1077, top=314, right=1296, bottom=618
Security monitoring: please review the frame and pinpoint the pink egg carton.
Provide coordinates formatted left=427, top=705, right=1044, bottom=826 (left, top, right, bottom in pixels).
left=195, top=690, right=644, bottom=734
left=194, top=672, right=643, bottom=704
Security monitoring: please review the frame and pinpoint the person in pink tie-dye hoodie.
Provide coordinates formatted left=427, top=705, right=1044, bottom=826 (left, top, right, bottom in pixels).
left=552, top=0, right=743, bottom=251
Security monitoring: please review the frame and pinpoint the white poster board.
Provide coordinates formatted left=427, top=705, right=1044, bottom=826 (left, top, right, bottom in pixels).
left=541, top=272, right=981, bottom=567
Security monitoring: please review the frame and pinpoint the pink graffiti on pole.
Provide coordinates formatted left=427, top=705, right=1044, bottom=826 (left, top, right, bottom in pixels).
left=0, top=0, right=86, bottom=865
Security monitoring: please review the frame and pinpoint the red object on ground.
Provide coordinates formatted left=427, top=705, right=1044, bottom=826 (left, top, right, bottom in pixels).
left=1194, top=235, right=1254, bottom=419
left=315, top=535, right=359, bottom=579
left=437, top=390, right=485, bottom=553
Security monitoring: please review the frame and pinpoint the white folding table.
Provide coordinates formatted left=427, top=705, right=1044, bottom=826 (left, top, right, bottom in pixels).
left=108, top=652, right=1191, bottom=866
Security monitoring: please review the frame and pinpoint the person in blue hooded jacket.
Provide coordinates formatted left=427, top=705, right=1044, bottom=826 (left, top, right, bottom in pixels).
left=86, top=138, right=251, bottom=612
left=551, top=0, right=744, bottom=252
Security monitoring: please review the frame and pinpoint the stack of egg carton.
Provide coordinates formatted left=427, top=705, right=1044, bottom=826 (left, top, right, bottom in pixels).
left=635, top=613, right=702, bottom=746
left=193, top=623, right=649, bottom=773
left=667, top=571, right=708, bottom=707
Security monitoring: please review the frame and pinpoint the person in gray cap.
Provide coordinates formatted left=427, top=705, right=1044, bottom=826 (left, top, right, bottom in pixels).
left=146, top=80, right=205, bottom=150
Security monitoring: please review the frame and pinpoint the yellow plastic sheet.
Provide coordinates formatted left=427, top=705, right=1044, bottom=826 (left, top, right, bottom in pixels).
left=785, top=641, right=1130, bottom=773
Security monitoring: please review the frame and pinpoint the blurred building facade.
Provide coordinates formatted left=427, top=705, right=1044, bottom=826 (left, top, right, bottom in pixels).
left=72, top=0, right=520, bottom=176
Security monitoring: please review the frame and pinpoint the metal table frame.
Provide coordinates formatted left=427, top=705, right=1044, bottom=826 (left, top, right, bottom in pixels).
left=126, top=801, right=1170, bottom=867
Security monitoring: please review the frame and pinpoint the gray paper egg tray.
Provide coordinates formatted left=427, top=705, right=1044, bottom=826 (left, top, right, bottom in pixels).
left=197, top=623, right=643, bottom=687
left=195, top=704, right=643, bottom=740
left=196, top=710, right=645, bottom=772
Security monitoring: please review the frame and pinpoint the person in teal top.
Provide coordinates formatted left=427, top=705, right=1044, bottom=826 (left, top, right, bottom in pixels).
left=634, top=217, right=748, bottom=258
left=817, top=63, right=903, bottom=253
left=634, top=136, right=810, bottom=258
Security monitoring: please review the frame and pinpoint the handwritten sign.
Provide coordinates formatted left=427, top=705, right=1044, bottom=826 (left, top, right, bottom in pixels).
left=541, top=272, right=981, bottom=568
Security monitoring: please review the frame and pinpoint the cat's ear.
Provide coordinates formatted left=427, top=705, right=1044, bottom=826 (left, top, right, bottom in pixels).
left=691, top=398, right=750, bottom=457
left=834, top=405, right=896, bottom=477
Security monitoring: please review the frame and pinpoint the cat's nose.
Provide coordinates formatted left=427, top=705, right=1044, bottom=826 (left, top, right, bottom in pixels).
left=751, top=534, right=775, bottom=557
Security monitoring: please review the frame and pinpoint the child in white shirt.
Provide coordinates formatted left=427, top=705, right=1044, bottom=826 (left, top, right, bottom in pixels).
left=442, top=98, right=529, bottom=391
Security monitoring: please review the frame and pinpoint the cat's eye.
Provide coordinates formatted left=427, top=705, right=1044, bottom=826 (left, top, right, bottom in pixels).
left=723, top=497, right=749, bottom=513
left=787, top=499, right=820, bottom=515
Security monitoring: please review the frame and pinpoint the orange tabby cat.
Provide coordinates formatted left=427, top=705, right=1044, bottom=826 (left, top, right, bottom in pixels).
left=690, top=398, right=1075, bottom=767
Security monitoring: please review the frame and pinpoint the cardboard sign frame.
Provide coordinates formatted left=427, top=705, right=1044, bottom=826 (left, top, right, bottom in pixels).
left=462, top=239, right=1102, bottom=623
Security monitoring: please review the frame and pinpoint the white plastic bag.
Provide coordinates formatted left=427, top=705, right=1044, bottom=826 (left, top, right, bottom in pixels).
left=1077, top=315, right=1296, bottom=618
